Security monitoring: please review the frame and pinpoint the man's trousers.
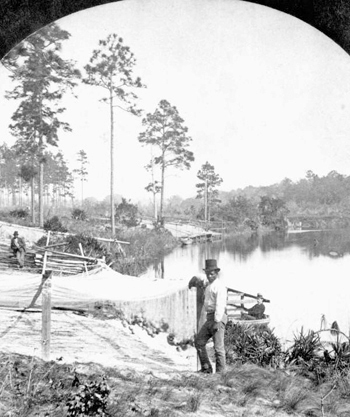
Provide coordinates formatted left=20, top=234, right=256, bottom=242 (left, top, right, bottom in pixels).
left=195, top=313, right=226, bottom=373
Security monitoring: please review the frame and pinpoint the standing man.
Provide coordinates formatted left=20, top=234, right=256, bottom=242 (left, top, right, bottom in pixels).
left=190, top=259, right=228, bottom=374
left=10, top=231, right=26, bottom=268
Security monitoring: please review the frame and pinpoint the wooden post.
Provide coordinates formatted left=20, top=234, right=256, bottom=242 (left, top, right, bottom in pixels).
left=42, top=251, right=48, bottom=275
left=240, top=294, right=245, bottom=309
left=197, top=286, right=206, bottom=329
left=41, top=270, right=52, bottom=361
left=46, top=231, right=51, bottom=247
left=204, top=178, right=208, bottom=223
left=78, top=243, right=84, bottom=256
left=196, top=286, right=206, bottom=371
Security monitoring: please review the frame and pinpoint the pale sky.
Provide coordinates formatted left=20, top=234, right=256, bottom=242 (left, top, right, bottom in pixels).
left=1, top=0, right=350, bottom=203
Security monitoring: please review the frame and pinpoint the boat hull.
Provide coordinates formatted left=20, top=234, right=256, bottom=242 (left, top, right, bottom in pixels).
left=228, top=316, right=270, bottom=326
left=180, top=237, right=192, bottom=245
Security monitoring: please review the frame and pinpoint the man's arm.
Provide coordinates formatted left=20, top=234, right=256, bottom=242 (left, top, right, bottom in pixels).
left=18, top=238, right=26, bottom=250
left=188, top=274, right=208, bottom=289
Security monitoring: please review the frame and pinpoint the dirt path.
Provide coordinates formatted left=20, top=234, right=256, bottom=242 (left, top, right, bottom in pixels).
left=0, top=309, right=197, bottom=375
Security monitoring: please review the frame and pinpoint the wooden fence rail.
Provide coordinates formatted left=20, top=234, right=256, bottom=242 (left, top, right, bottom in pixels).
left=196, top=286, right=270, bottom=338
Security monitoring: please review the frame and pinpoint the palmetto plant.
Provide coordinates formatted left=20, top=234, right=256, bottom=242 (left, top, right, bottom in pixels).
left=331, top=341, right=350, bottom=371
left=286, top=326, right=350, bottom=384
left=225, top=322, right=283, bottom=367
left=286, top=328, right=322, bottom=365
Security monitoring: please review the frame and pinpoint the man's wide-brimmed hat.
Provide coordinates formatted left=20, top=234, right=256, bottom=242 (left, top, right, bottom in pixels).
left=13, top=231, right=19, bottom=236
left=203, top=259, right=220, bottom=272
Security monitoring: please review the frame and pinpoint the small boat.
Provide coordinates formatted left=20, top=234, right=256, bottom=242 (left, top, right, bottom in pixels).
left=226, top=287, right=270, bottom=326
left=228, top=316, right=270, bottom=326
left=180, top=237, right=193, bottom=245
left=329, top=251, right=343, bottom=258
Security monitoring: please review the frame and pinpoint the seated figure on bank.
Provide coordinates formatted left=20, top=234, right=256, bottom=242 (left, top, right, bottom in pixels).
left=241, top=293, right=265, bottom=320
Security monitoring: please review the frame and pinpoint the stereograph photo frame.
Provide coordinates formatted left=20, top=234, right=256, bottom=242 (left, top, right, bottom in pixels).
left=1, top=0, right=350, bottom=415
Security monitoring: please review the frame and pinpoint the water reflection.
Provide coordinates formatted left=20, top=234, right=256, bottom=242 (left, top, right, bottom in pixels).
left=147, top=229, right=350, bottom=278
left=143, top=229, right=350, bottom=342
left=285, top=230, right=350, bottom=259
left=216, top=229, right=350, bottom=261
left=153, top=259, right=164, bottom=279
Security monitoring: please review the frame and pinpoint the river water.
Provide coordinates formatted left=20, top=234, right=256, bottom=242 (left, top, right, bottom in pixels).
left=142, top=229, right=350, bottom=344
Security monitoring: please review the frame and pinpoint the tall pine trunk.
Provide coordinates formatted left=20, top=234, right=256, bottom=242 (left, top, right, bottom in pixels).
left=159, top=150, right=165, bottom=222
left=204, top=178, right=208, bottom=223
left=39, top=162, right=44, bottom=227
left=81, top=179, right=84, bottom=206
left=150, top=152, right=157, bottom=220
left=153, top=188, right=158, bottom=220
left=11, top=187, right=16, bottom=206
left=39, top=90, right=44, bottom=228
left=110, top=82, right=115, bottom=236
left=31, top=177, right=35, bottom=224
left=19, top=177, right=22, bottom=206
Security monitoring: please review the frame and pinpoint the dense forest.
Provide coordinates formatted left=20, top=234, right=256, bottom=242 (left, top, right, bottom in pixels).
left=159, top=169, right=350, bottom=230
left=0, top=143, right=74, bottom=207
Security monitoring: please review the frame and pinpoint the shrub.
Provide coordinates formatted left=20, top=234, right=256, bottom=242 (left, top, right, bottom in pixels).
left=225, top=322, right=283, bottom=367
left=115, top=198, right=141, bottom=228
left=92, top=301, right=125, bottom=320
left=244, top=218, right=259, bottom=231
left=64, top=234, right=108, bottom=258
left=43, top=216, right=68, bottom=233
left=9, top=208, right=29, bottom=219
left=111, top=228, right=177, bottom=275
left=71, top=208, right=87, bottom=221
left=66, top=376, right=110, bottom=416
left=36, top=232, right=111, bottom=263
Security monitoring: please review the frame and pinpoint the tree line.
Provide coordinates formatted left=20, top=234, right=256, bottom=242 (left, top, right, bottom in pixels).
left=0, top=142, right=89, bottom=217
left=158, top=169, right=350, bottom=231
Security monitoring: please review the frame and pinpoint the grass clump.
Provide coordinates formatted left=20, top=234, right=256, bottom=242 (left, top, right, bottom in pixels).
left=2, top=349, right=350, bottom=417
left=187, top=392, right=202, bottom=412
left=274, top=381, right=310, bottom=414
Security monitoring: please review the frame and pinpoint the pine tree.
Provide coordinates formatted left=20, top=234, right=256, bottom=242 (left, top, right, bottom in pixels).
left=84, top=33, right=145, bottom=235
left=4, top=23, right=80, bottom=226
left=139, top=100, right=194, bottom=221
left=196, top=161, right=223, bottom=222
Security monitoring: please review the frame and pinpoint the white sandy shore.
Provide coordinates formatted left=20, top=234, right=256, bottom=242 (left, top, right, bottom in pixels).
left=0, top=308, right=198, bottom=375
